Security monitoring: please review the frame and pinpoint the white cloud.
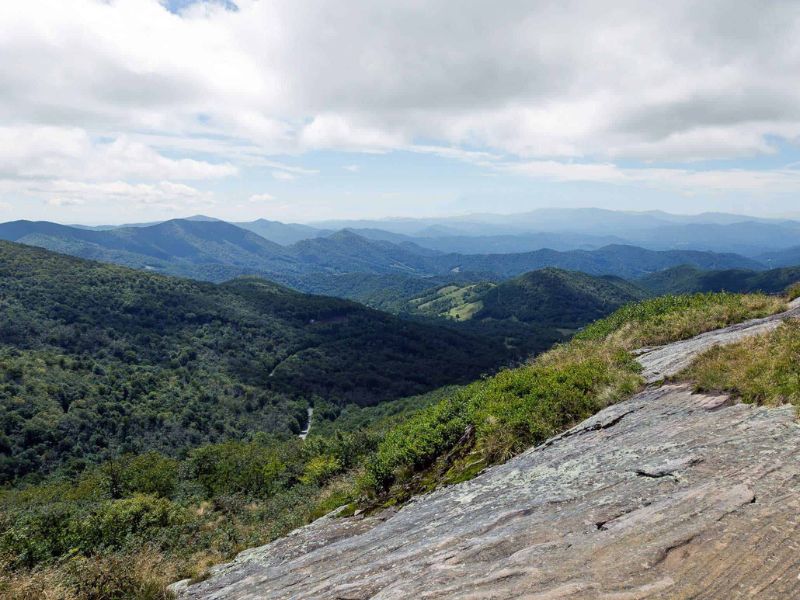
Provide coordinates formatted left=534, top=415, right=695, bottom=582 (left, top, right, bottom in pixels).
left=499, top=160, right=800, bottom=194
left=3, top=0, right=800, bottom=215
left=0, top=126, right=236, bottom=181
left=1, top=178, right=213, bottom=210
left=343, top=164, right=360, bottom=172
left=249, top=193, right=275, bottom=202
left=4, top=1, right=800, bottom=165
left=46, top=197, right=85, bottom=207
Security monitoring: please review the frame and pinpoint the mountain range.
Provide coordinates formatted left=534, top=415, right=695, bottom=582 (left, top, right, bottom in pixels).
left=57, top=208, right=800, bottom=256
left=0, top=218, right=771, bottom=291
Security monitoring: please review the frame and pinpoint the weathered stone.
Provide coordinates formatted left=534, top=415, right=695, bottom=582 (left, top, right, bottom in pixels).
left=178, top=302, right=800, bottom=599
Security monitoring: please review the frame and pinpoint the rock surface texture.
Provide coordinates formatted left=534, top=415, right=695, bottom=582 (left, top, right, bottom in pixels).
left=179, top=301, right=800, bottom=599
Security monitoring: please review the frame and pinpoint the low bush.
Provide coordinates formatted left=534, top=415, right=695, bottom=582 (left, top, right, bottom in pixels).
left=359, top=292, right=786, bottom=502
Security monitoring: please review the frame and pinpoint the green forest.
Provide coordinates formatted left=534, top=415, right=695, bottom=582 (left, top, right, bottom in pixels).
left=0, top=242, right=508, bottom=484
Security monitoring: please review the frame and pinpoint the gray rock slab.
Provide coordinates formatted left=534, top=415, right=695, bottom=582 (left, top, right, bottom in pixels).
left=181, top=384, right=800, bottom=599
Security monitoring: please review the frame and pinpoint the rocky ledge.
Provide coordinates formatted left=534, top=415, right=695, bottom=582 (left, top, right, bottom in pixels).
left=177, top=301, right=800, bottom=599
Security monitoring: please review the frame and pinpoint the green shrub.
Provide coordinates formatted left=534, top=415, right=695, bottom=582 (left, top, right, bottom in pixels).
left=300, top=455, right=343, bottom=485
left=185, top=441, right=295, bottom=498
left=83, top=495, right=186, bottom=551
left=0, top=495, right=186, bottom=568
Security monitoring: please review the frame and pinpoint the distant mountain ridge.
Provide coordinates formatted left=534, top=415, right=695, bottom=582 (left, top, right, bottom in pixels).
left=60, top=208, right=800, bottom=256
left=306, top=208, right=800, bottom=256
left=0, top=219, right=768, bottom=291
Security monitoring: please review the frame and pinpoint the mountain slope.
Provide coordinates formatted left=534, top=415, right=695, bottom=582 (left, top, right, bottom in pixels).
left=638, top=264, right=800, bottom=295
left=235, top=218, right=329, bottom=246
left=0, top=218, right=302, bottom=279
left=405, top=268, right=647, bottom=327
left=475, top=268, right=648, bottom=328
left=177, top=299, right=800, bottom=600
left=180, top=384, right=800, bottom=600
left=758, top=245, right=800, bottom=268
left=436, top=244, right=765, bottom=279
left=0, top=241, right=508, bottom=482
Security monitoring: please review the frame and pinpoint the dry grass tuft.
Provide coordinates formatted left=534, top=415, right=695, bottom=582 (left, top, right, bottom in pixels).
left=681, top=319, right=800, bottom=407
left=579, top=292, right=786, bottom=350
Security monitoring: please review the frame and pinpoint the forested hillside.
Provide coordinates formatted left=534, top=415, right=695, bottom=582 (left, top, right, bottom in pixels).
left=0, top=242, right=508, bottom=483
left=398, top=268, right=644, bottom=326
left=638, top=264, right=800, bottom=295
left=475, top=269, right=648, bottom=327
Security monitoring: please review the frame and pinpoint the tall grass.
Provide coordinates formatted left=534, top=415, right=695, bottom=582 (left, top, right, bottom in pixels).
left=682, top=320, right=800, bottom=407
left=577, top=292, right=785, bottom=348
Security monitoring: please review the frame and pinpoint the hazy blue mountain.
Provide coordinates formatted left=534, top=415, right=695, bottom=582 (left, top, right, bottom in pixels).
left=432, top=244, right=764, bottom=279
left=619, top=221, right=800, bottom=256
left=235, top=218, right=330, bottom=245
left=71, top=214, right=222, bottom=230
left=309, top=209, right=800, bottom=256
left=0, top=219, right=766, bottom=286
left=309, top=208, right=800, bottom=237
left=758, top=246, right=800, bottom=268
left=351, top=229, right=627, bottom=253
left=0, top=218, right=303, bottom=280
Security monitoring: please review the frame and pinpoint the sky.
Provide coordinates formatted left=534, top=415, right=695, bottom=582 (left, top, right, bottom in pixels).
left=2, top=0, right=800, bottom=224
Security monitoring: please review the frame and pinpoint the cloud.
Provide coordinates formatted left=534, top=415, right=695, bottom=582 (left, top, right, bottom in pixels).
left=46, top=197, right=85, bottom=207
left=248, top=192, right=275, bottom=202
left=3, top=0, right=800, bottom=216
left=0, top=126, right=237, bottom=181
left=498, top=160, right=800, bottom=194
left=7, top=0, right=798, bottom=164
left=1, top=178, right=214, bottom=211
left=343, top=164, right=360, bottom=172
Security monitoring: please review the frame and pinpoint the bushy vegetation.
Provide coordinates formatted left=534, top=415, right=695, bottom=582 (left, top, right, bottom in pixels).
left=354, top=292, right=786, bottom=503
left=0, top=428, right=378, bottom=599
left=682, top=319, right=800, bottom=406
left=358, top=341, right=641, bottom=500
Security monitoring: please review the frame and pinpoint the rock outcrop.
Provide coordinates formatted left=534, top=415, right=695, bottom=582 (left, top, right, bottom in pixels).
left=178, top=301, right=800, bottom=599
